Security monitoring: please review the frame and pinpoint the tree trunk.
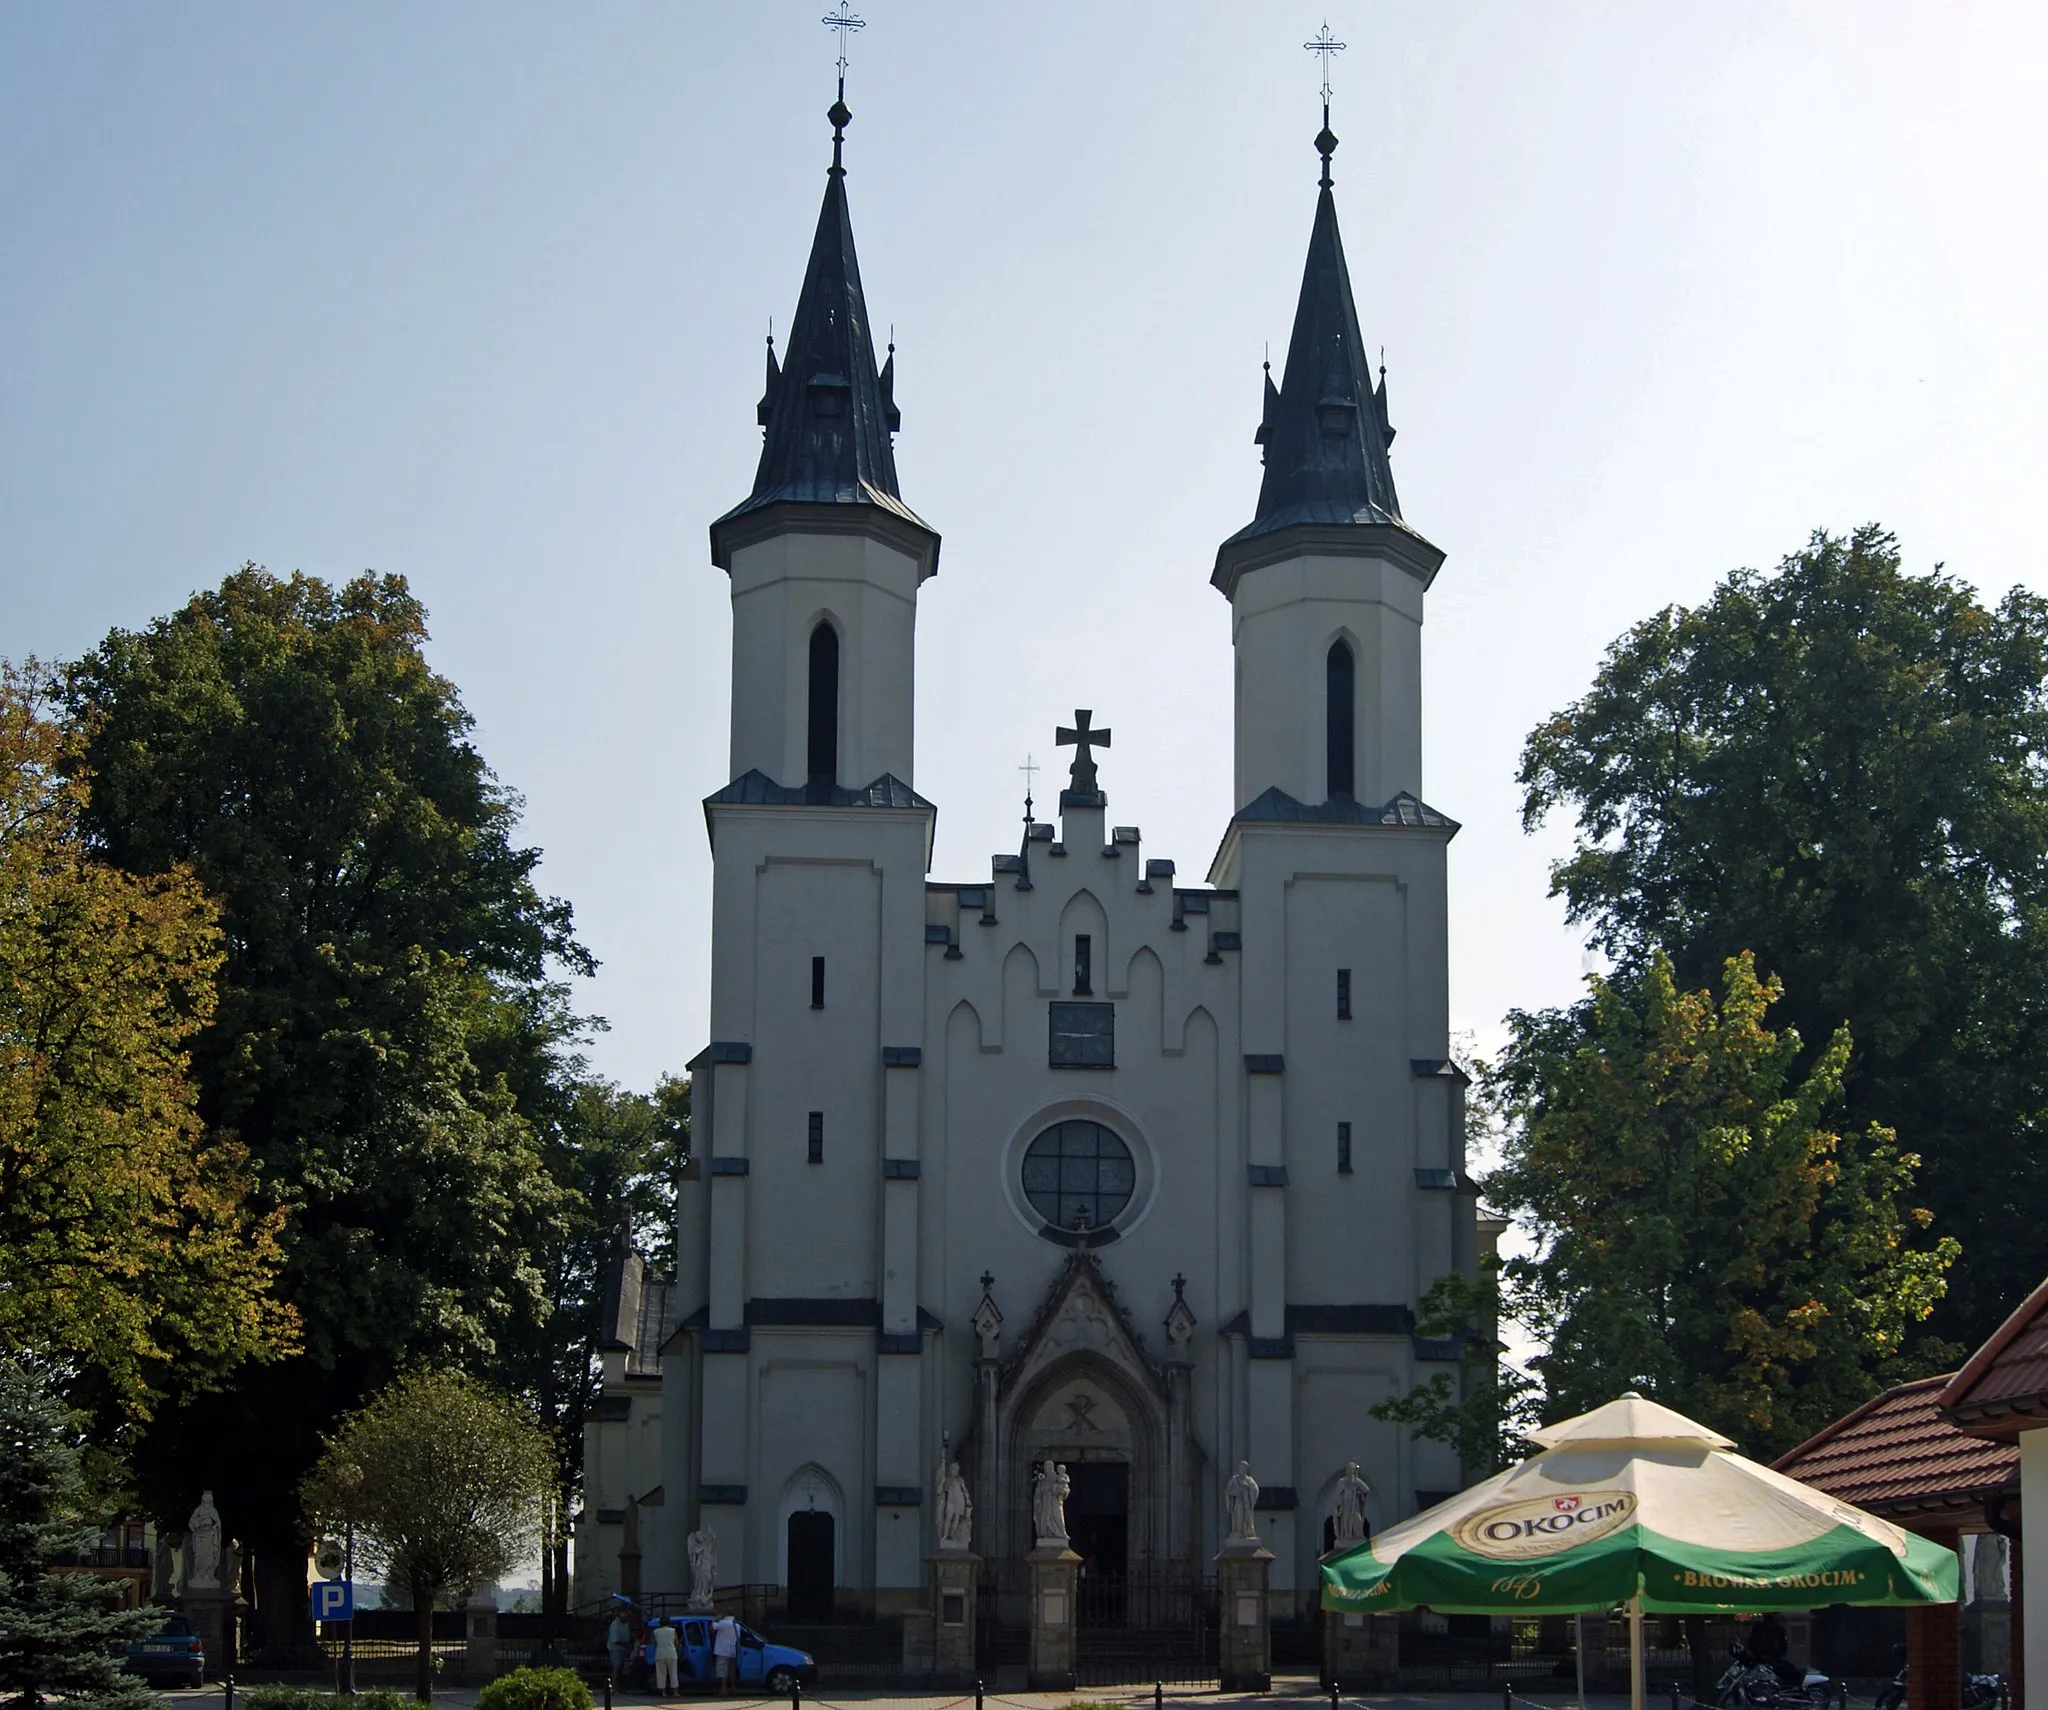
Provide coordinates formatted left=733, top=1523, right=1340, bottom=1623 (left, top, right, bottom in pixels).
left=415, top=1587, right=436, bottom=1703
left=1685, top=1614, right=1714, bottom=1704
left=249, top=1526, right=313, bottom=1662
left=547, top=1486, right=570, bottom=1619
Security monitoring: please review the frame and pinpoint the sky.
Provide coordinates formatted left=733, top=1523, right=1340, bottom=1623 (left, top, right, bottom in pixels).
left=4, top=2, right=2045, bottom=1098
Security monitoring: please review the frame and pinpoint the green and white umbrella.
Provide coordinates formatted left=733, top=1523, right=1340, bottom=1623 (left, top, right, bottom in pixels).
left=1321, top=1395, right=1957, bottom=1709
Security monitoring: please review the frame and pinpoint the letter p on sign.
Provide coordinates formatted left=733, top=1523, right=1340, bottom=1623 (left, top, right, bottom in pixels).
left=313, top=1580, right=354, bottom=1621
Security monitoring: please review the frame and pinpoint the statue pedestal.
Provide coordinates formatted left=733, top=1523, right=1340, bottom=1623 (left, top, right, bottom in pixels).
left=1216, top=1539, right=1274, bottom=1693
left=1027, top=1543, right=1082, bottom=1690
left=929, top=1549, right=980, bottom=1684
left=465, top=1586, right=499, bottom=1681
left=1322, top=1607, right=1398, bottom=1690
left=181, top=1585, right=235, bottom=1681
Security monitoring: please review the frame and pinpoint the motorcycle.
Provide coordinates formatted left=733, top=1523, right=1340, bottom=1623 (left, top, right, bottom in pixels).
left=1875, top=1661, right=2002, bottom=1710
left=1715, top=1642, right=1837, bottom=1709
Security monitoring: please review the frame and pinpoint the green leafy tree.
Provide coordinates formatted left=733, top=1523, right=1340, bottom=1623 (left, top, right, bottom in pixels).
left=0, top=1359, right=160, bottom=1710
left=301, top=1370, right=554, bottom=1704
left=501, top=1074, right=687, bottom=1614
left=1487, top=951, right=1956, bottom=1457
left=0, top=662, right=295, bottom=1419
left=1520, top=526, right=2048, bottom=1345
left=63, top=568, right=584, bottom=1654
left=1370, top=1268, right=1540, bottom=1476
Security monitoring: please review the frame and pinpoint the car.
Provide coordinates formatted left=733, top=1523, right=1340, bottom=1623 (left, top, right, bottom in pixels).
left=642, top=1616, right=817, bottom=1695
left=124, top=1612, right=205, bottom=1686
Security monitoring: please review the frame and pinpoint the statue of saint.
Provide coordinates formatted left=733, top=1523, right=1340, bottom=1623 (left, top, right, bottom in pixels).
left=1331, top=1461, right=1371, bottom=1550
left=1224, top=1461, right=1260, bottom=1543
left=185, top=1491, right=223, bottom=1590
left=1031, top=1460, right=1070, bottom=1546
left=686, top=1525, right=718, bottom=1611
left=935, top=1460, right=973, bottom=1552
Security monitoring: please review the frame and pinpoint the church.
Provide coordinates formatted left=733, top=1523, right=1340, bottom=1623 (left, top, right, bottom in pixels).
left=577, top=72, right=1486, bottom=1634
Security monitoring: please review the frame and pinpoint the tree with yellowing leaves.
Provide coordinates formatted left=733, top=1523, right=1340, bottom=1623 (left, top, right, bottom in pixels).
left=0, top=661, right=295, bottom=1421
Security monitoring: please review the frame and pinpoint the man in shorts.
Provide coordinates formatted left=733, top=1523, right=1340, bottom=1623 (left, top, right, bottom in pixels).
left=711, top=1612, right=739, bottom=1695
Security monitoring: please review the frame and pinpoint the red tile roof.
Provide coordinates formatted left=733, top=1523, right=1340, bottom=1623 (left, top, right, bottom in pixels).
left=1773, top=1375, right=2017, bottom=1519
left=1939, top=1275, right=2048, bottom=1440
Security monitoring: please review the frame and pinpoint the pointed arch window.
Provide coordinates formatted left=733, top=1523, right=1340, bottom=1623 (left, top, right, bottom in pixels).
left=1326, top=639, right=1356, bottom=799
left=807, top=621, right=840, bottom=790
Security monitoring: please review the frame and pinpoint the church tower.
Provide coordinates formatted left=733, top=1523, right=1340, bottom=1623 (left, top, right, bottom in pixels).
left=1212, top=115, right=1442, bottom=812
left=1205, top=105, right=1475, bottom=1578
left=666, top=89, right=942, bottom=1610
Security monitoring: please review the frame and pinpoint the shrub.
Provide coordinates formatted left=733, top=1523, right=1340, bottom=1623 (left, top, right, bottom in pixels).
left=243, top=1690, right=411, bottom=1710
left=475, top=1665, right=594, bottom=1710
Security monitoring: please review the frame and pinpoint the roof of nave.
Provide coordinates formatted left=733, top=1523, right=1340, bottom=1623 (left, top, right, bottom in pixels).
left=597, top=1235, right=676, bottom=1380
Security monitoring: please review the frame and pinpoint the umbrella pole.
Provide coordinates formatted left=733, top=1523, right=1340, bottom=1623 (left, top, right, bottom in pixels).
left=1628, top=1594, right=1646, bottom=1710
left=1574, top=1611, right=1587, bottom=1710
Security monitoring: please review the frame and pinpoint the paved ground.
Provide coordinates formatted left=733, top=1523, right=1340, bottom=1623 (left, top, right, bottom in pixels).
left=157, top=1686, right=1648, bottom=1710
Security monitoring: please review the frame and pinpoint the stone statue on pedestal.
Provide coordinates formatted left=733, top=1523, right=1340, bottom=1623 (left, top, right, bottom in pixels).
left=1331, top=1461, right=1371, bottom=1549
left=935, top=1460, right=973, bottom=1551
left=1224, top=1461, right=1260, bottom=1544
left=185, top=1491, right=223, bottom=1590
left=686, top=1525, right=718, bottom=1611
left=1032, top=1460, right=1070, bottom=1546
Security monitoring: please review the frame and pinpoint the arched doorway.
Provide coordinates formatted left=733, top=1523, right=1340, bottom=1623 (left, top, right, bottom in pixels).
left=785, top=1511, right=834, bottom=1622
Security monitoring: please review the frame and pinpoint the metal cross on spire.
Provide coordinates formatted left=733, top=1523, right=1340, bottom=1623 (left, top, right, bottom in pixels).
left=820, top=3, right=865, bottom=172
left=1305, top=21, right=1346, bottom=187
left=822, top=2, right=866, bottom=90
left=1305, top=21, right=1346, bottom=106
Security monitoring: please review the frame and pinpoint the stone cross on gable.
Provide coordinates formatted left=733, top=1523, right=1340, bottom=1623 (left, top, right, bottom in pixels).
left=1057, top=710, right=1111, bottom=796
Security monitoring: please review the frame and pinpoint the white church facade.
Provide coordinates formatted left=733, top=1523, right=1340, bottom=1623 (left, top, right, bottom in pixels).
left=580, top=91, right=1485, bottom=1627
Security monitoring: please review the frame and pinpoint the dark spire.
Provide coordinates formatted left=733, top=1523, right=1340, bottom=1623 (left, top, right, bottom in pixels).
left=710, top=94, right=935, bottom=570
left=1225, top=116, right=1404, bottom=549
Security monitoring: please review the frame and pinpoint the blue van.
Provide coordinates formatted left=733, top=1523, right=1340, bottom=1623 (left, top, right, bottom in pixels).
left=644, top=1617, right=816, bottom=1694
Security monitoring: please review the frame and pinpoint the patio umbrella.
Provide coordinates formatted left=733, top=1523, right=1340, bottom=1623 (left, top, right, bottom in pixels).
left=1321, top=1394, right=1958, bottom=1710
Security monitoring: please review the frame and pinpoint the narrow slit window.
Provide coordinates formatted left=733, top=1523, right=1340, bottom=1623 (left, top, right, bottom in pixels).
left=1326, top=639, right=1356, bottom=799
left=807, top=1111, right=824, bottom=1165
left=1336, top=967, right=1352, bottom=1021
left=1073, top=934, right=1093, bottom=996
left=1337, top=1121, right=1353, bottom=1175
left=807, top=622, right=840, bottom=790
left=811, top=956, right=826, bottom=1009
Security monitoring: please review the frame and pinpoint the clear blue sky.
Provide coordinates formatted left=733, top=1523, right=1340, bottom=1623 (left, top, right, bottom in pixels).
left=4, top=2, right=2043, bottom=1095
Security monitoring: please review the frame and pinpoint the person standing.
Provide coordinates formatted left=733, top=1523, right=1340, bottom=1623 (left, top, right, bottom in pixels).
left=710, top=1612, right=739, bottom=1696
left=652, top=1620, right=680, bottom=1698
left=606, top=1609, right=634, bottom=1682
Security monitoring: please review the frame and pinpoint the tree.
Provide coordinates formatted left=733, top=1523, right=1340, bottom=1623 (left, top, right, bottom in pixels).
left=1519, top=526, right=2048, bottom=1346
left=0, top=662, right=294, bottom=1419
left=0, top=1358, right=161, bottom=1710
left=301, top=1370, right=554, bottom=1703
left=64, top=569, right=585, bottom=1654
left=1486, top=951, right=1956, bottom=1458
left=1370, top=1268, right=1540, bottom=1477
left=500, top=1074, right=687, bottom=1615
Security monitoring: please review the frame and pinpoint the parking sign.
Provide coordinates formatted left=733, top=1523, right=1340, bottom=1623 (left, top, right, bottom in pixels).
left=312, top=1579, right=354, bottom=1622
